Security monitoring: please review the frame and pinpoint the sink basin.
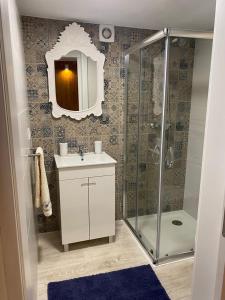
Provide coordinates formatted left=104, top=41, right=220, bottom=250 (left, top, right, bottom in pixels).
left=54, top=152, right=117, bottom=169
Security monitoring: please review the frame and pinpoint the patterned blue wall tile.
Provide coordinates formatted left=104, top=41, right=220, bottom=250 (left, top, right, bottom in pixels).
left=109, top=135, right=118, bottom=145
left=31, top=127, right=42, bottom=138
left=100, top=114, right=110, bottom=124
left=127, top=181, right=137, bottom=191
left=36, top=38, right=48, bottom=48
left=128, top=115, right=138, bottom=124
left=120, top=67, right=126, bottom=79
left=89, top=115, right=99, bottom=123
left=37, top=63, right=47, bottom=76
left=176, top=121, right=185, bottom=131
left=29, top=103, right=39, bottom=117
left=175, top=141, right=183, bottom=151
left=28, top=89, right=38, bottom=100
left=40, top=102, right=52, bottom=114
left=54, top=126, right=65, bottom=139
left=180, top=59, right=189, bottom=69
left=22, top=16, right=156, bottom=232
left=104, top=79, right=109, bottom=94
left=42, top=126, right=53, bottom=138
left=55, top=138, right=65, bottom=145
left=67, top=139, right=77, bottom=148
left=26, top=64, right=34, bottom=76
left=179, top=70, right=188, bottom=80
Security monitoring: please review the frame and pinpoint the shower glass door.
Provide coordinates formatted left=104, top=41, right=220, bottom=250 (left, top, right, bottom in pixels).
left=124, top=36, right=167, bottom=261
left=159, top=36, right=212, bottom=259
left=124, top=50, right=140, bottom=233
left=136, top=38, right=166, bottom=259
left=159, top=36, right=196, bottom=259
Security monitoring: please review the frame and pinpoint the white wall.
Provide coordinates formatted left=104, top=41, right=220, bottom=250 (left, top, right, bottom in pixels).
left=1, top=0, right=37, bottom=298
left=183, top=39, right=212, bottom=219
left=192, top=0, right=225, bottom=299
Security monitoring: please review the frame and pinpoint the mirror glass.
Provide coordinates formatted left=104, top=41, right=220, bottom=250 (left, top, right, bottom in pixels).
left=54, top=50, right=97, bottom=111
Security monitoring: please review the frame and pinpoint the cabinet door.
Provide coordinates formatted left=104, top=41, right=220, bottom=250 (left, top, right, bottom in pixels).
left=59, top=178, right=89, bottom=244
left=89, top=175, right=115, bottom=239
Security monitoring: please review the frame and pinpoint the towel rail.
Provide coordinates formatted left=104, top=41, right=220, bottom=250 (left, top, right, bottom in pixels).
left=28, top=153, right=40, bottom=157
left=27, top=148, right=41, bottom=157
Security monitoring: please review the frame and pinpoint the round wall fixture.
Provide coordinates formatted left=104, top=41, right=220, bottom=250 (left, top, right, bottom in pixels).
left=99, top=24, right=115, bottom=43
left=102, top=28, right=112, bottom=39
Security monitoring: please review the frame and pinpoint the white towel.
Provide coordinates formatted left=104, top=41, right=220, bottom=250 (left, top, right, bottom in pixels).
left=35, top=147, right=52, bottom=217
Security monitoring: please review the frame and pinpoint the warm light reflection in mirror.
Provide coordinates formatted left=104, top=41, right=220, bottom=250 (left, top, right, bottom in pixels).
left=54, top=60, right=79, bottom=111
left=58, top=69, right=74, bottom=80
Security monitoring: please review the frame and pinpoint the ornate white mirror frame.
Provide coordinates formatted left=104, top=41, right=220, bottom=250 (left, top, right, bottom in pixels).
left=45, top=22, right=105, bottom=120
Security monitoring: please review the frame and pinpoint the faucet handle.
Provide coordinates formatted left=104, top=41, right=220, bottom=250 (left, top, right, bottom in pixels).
left=79, top=145, right=84, bottom=152
left=77, top=145, right=84, bottom=161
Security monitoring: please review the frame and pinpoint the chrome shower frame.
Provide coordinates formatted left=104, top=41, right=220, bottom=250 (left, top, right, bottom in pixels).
left=123, top=28, right=213, bottom=264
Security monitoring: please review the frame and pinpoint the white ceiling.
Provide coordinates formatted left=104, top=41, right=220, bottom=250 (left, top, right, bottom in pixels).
left=17, top=0, right=216, bottom=31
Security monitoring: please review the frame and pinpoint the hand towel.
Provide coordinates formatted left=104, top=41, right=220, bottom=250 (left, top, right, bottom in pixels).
left=35, top=147, right=52, bottom=217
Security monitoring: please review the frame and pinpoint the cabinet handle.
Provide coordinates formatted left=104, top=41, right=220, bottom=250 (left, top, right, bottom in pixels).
left=89, top=182, right=96, bottom=186
left=81, top=183, right=88, bottom=187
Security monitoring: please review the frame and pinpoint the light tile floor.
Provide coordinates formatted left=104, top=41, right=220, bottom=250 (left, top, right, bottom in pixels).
left=38, top=221, right=193, bottom=300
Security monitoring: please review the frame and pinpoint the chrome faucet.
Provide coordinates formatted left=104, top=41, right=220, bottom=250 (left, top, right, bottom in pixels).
left=78, top=145, right=84, bottom=161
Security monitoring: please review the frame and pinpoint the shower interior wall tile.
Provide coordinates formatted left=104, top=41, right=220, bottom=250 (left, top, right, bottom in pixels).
left=22, top=16, right=153, bottom=232
left=162, top=41, right=194, bottom=213
left=125, top=38, right=195, bottom=217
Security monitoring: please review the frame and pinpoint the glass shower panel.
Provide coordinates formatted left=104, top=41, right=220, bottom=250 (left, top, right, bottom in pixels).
left=159, top=37, right=197, bottom=259
left=124, top=50, right=140, bottom=232
left=136, top=38, right=166, bottom=258
left=124, top=29, right=212, bottom=263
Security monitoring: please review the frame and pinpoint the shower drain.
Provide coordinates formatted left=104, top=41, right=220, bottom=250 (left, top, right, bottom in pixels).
left=172, top=220, right=183, bottom=226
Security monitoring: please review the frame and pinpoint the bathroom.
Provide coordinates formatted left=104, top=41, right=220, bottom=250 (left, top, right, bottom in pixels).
left=1, top=0, right=225, bottom=299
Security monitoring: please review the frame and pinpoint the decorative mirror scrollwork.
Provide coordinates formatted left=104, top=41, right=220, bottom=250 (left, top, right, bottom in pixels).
left=46, top=22, right=105, bottom=120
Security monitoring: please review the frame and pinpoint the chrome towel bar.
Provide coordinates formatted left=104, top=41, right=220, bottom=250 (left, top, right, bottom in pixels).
left=28, top=153, right=40, bottom=157
left=27, top=148, right=41, bottom=157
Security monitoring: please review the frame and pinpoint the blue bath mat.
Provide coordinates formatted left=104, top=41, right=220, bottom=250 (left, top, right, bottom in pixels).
left=48, top=265, right=170, bottom=300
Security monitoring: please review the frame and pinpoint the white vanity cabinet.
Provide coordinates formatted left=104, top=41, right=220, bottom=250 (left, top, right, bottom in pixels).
left=59, top=178, right=89, bottom=245
left=89, top=175, right=115, bottom=240
left=54, top=152, right=116, bottom=251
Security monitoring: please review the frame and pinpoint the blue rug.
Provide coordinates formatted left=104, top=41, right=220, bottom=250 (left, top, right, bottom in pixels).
left=48, top=265, right=170, bottom=300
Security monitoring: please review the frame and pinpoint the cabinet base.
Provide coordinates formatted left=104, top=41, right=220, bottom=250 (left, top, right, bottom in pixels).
left=63, top=236, right=115, bottom=251
left=63, top=244, right=69, bottom=252
left=109, top=236, right=115, bottom=243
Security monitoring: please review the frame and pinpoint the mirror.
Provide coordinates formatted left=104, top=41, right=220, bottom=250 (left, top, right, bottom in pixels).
left=46, top=22, right=105, bottom=120
left=55, top=52, right=97, bottom=111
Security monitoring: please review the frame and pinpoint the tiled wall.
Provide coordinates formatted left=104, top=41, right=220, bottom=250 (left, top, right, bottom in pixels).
left=22, top=16, right=153, bottom=232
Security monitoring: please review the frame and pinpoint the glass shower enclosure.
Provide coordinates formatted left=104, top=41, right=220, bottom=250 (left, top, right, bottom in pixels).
left=123, top=28, right=213, bottom=263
